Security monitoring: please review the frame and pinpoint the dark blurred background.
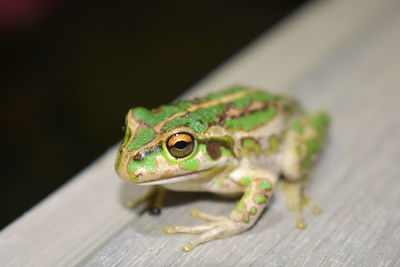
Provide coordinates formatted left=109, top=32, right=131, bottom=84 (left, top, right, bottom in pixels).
left=0, top=0, right=308, bottom=229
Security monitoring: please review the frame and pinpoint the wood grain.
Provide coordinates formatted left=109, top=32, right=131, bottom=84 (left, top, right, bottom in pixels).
left=1, top=0, right=400, bottom=266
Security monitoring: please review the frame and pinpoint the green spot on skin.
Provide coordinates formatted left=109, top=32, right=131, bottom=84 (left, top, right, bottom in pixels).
left=214, top=178, right=223, bottom=185
left=311, top=112, right=330, bottom=134
left=255, top=194, right=268, bottom=204
left=242, top=188, right=251, bottom=200
left=232, top=91, right=277, bottom=108
left=240, top=176, right=252, bottom=186
left=250, top=207, right=257, bottom=215
left=127, top=127, right=155, bottom=151
left=236, top=202, right=245, bottom=212
left=132, top=101, right=190, bottom=126
left=224, top=106, right=276, bottom=131
left=164, top=105, right=225, bottom=132
left=291, top=120, right=304, bottom=133
left=145, top=157, right=157, bottom=172
left=128, top=151, right=160, bottom=173
left=128, top=158, right=142, bottom=172
left=129, top=172, right=137, bottom=180
left=301, top=155, right=313, bottom=168
left=298, top=112, right=329, bottom=170
left=220, top=146, right=232, bottom=157
left=306, top=138, right=321, bottom=154
left=242, top=138, right=260, bottom=156
left=200, top=141, right=234, bottom=162
left=259, top=180, right=272, bottom=190
left=296, top=145, right=303, bottom=156
left=264, top=135, right=280, bottom=156
left=243, top=214, right=250, bottom=223
left=270, top=135, right=279, bottom=151
left=180, top=158, right=200, bottom=170
left=300, top=138, right=321, bottom=169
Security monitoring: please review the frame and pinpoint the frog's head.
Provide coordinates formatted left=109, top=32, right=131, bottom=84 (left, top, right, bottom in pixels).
left=115, top=104, right=236, bottom=185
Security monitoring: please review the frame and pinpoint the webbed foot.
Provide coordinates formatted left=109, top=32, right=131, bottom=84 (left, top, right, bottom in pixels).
left=278, top=180, right=321, bottom=229
left=164, top=209, right=244, bottom=252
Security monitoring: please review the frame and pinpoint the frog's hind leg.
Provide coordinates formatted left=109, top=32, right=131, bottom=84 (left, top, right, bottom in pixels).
left=278, top=179, right=321, bottom=229
left=164, top=168, right=277, bottom=252
left=280, top=111, right=329, bottom=228
left=189, top=209, right=225, bottom=222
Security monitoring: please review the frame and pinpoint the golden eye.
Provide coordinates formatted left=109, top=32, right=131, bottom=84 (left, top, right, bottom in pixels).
left=167, top=132, right=195, bottom=158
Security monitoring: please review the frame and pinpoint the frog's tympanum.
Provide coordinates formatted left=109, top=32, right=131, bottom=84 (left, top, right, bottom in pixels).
left=115, top=86, right=329, bottom=251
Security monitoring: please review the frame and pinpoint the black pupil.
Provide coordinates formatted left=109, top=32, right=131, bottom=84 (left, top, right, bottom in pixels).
left=174, top=140, right=188, bottom=150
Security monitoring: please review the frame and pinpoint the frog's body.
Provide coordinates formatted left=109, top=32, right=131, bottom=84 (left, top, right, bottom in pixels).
left=115, top=85, right=329, bottom=251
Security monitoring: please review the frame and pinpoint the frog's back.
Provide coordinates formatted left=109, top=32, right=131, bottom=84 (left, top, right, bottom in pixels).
left=158, top=85, right=300, bottom=177
left=192, top=86, right=301, bottom=172
left=131, top=85, right=299, bottom=137
left=204, top=85, right=298, bottom=133
left=170, top=85, right=297, bottom=133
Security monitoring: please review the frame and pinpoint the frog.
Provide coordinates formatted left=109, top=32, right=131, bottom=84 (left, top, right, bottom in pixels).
left=115, top=85, right=329, bottom=252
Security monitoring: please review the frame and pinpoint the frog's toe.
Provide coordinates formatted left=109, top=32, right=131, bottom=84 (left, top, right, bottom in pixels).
left=179, top=219, right=242, bottom=251
left=311, top=206, right=322, bottom=214
left=293, top=206, right=308, bottom=229
left=163, top=226, right=178, bottom=234
left=301, top=195, right=322, bottom=214
left=181, top=243, right=195, bottom=252
left=165, top=217, right=243, bottom=251
left=163, top=223, right=214, bottom=235
left=286, top=201, right=296, bottom=211
left=296, top=221, right=307, bottom=229
left=190, top=209, right=225, bottom=222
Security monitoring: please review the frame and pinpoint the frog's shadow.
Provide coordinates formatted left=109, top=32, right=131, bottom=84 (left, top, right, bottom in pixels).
left=119, top=182, right=240, bottom=212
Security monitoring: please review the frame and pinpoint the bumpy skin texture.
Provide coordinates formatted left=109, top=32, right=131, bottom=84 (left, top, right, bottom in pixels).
left=115, top=85, right=329, bottom=251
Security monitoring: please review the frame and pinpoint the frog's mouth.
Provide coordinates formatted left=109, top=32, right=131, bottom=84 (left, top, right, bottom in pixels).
left=138, top=168, right=213, bottom=185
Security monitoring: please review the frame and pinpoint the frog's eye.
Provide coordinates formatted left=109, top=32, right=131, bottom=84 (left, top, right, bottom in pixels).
left=167, top=132, right=195, bottom=158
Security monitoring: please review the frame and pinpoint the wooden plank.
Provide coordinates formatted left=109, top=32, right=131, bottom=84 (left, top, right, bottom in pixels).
left=1, top=0, right=400, bottom=266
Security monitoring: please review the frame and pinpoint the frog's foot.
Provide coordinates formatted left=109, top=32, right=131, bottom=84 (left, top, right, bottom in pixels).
left=278, top=180, right=321, bottom=229
left=301, top=195, right=322, bottom=215
left=164, top=210, right=243, bottom=252
left=189, top=209, right=225, bottom=222
left=126, top=186, right=167, bottom=215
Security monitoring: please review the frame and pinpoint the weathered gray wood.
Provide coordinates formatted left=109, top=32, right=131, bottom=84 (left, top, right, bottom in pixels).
left=1, top=0, right=400, bottom=266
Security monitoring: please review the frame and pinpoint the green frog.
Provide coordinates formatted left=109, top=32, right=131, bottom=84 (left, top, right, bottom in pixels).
left=115, top=85, right=329, bottom=251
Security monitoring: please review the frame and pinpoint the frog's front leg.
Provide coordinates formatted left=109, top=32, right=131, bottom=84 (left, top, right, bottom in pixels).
left=164, top=168, right=277, bottom=251
left=126, top=185, right=167, bottom=215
